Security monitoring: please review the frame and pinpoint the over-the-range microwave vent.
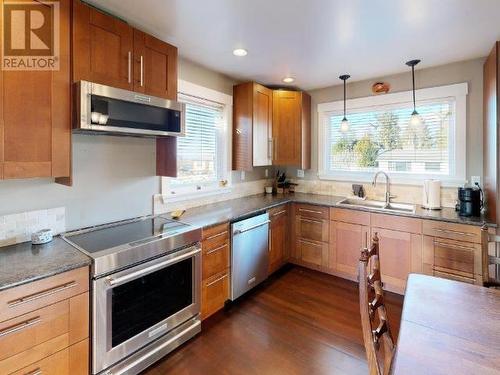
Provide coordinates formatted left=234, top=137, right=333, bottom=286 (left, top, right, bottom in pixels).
left=74, top=80, right=185, bottom=138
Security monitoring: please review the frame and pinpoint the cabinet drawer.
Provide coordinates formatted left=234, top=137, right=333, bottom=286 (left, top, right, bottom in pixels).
left=202, top=243, right=230, bottom=280
left=0, top=267, right=89, bottom=323
left=330, top=208, right=370, bottom=226
left=423, top=220, right=482, bottom=244
left=10, top=345, right=69, bottom=375
left=371, top=213, right=421, bottom=234
left=433, top=240, right=478, bottom=278
left=202, top=223, right=229, bottom=251
left=295, top=204, right=329, bottom=220
left=269, top=204, right=288, bottom=218
left=296, top=217, right=329, bottom=243
left=297, top=239, right=328, bottom=267
left=201, top=270, right=229, bottom=320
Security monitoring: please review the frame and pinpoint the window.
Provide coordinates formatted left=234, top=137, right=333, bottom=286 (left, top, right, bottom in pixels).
left=317, top=83, right=467, bottom=186
left=162, top=81, right=232, bottom=201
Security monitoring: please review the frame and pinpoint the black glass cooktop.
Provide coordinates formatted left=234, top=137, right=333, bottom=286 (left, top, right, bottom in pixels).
left=66, top=216, right=190, bottom=254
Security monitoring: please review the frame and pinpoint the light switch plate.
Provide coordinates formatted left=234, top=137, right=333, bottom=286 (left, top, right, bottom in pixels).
left=297, top=169, right=305, bottom=178
left=471, top=176, right=480, bottom=186
left=265, top=169, right=268, bottom=178
left=241, top=171, right=245, bottom=180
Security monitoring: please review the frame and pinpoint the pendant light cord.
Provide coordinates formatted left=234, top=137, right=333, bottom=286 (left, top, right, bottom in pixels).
left=411, top=64, right=416, bottom=111
left=343, top=79, right=346, bottom=118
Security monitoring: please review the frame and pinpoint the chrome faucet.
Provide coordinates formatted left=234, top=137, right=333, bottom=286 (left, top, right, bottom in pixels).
left=372, top=171, right=395, bottom=208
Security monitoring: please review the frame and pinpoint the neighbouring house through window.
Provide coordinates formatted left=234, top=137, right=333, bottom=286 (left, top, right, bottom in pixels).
left=317, top=83, right=467, bottom=186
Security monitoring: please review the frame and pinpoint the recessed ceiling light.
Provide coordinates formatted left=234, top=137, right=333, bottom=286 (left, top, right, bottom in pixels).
left=282, top=77, right=295, bottom=83
left=233, top=48, right=248, bottom=57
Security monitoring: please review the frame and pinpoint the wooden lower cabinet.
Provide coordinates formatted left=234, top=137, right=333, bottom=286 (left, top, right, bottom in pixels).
left=297, top=239, right=329, bottom=267
left=373, top=227, right=422, bottom=294
left=268, top=204, right=289, bottom=274
left=330, top=221, right=369, bottom=280
left=0, top=267, right=90, bottom=374
left=201, top=223, right=230, bottom=320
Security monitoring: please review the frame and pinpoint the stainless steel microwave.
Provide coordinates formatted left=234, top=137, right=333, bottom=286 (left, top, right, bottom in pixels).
left=74, top=80, right=185, bottom=137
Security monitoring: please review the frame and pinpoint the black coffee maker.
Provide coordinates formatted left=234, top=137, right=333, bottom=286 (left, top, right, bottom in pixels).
left=457, top=186, right=483, bottom=217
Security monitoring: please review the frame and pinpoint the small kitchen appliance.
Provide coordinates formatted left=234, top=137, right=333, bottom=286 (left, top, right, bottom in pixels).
left=457, top=186, right=483, bottom=217
left=63, top=215, right=201, bottom=375
left=422, top=179, right=441, bottom=210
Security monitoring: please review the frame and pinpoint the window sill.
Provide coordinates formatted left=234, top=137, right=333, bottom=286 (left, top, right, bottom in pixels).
left=161, top=186, right=232, bottom=204
left=317, top=172, right=466, bottom=188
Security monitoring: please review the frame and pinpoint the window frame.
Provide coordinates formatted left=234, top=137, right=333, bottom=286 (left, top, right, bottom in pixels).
left=161, top=80, right=233, bottom=202
left=317, top=83, right=468, bottom=187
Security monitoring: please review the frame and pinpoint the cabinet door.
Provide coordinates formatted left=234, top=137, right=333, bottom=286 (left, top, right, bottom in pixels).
left=272, top=90, right=301, bottom=166
left=201, top=271, right=229, bottom=320
left=373, top=227, right=422, bottom=294
left=297, top=239, right=328, bottom=267
left=73, top=0, right=133, bottom=90
left=253, top=84, right=272, bottom=166
left=1, top=0, right=70, bottom=179
left=330, top=221, right=368, bottom=278
left=269, top=206, right=288, bottom=274
left=134, top=30, right=178, bottom=100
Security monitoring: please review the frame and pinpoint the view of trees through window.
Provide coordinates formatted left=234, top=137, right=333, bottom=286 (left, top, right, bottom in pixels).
left=327, top=99, right=454, bottom=175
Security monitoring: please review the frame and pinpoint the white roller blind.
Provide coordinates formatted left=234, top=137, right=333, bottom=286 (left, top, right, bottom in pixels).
left=325, top=98, right=454, bottom=176
left=173, top=95, right=224, bottom=185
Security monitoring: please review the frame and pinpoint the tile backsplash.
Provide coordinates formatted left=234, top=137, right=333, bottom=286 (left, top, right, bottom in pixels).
left=0, top=207, right=66, bottom=247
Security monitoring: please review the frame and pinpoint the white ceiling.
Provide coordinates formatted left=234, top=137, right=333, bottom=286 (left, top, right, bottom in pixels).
left=87, top=0, right=500, bottom=90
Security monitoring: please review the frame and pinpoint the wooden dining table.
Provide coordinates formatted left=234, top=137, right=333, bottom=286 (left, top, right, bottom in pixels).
left=392, top=274, right=500, bottom=374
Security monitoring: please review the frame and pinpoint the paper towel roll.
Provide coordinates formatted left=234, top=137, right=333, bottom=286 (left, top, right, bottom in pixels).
left=423, top=180, right=441, bottom=209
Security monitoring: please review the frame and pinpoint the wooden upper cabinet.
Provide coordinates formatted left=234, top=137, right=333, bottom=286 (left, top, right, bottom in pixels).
left=133, top=30, right=178, bottom=100
left=232, top=82, right=272, bottom=170
left=0, top=0, right=70, bottom=180
left=272, top=90, right=311, bottom=169
left=73, top=0, right=133, bottom=90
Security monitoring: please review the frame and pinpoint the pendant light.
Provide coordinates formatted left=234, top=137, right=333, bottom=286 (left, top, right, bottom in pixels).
left=406, top=59, right=422, bottom=127
left=339, top=74, right=351, bottom=132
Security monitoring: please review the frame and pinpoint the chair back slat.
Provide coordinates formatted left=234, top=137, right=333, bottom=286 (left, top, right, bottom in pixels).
left=359, top=233, right=396, bottom=375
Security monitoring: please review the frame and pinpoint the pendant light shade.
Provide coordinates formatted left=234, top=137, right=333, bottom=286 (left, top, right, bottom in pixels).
left=406, top=59, right=422, bottom=127
left=339, top=74, right=350, bottom=132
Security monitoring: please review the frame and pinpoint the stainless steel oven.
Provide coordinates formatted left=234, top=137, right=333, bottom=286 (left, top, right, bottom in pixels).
left=93, top=245, right=201, bottom=374
left=74, top=80, right=185, bottom=137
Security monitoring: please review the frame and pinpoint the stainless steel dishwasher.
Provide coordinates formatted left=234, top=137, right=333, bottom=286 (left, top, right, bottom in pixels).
left=231, top=212, right=270, bottom=300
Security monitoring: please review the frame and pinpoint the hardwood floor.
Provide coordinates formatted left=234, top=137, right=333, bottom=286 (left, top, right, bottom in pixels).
left=142, top=266, right=404, bottom=375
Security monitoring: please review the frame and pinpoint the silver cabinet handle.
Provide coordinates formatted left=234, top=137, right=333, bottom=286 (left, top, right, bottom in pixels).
left=206, top=244, right=227, bottom=255
left=0, top=316, right=41, bottom=338
left=268, top=138, right=273, bottom=160
left=272, top=209, right=287, bottom=217
left=127, top=51, right=132, bottom=83
left=434, top=241, right=474, bottom=251
left=8, top=282, right=76, bottom=308
left=206, top=273, right=228, bottom=287
left=299, top=238, right=320, bottom=247
left=300, top=218, right=323, bottom=225
left=299, top=208, right=323, bottom=215
left=24, top=368, right=42, bottom=375
left=233, top=220, right=270, bottom=235
left=432, top=228, right=476, bottom=237
left=140, top=55, right=144, bottom=87
left=206, top=231, right=228, bottom=241
left=106, top=248, right=201, bottom=287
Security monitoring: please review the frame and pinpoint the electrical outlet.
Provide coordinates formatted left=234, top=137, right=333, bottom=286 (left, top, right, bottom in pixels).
left=264, top=169, right=268, bottom=178
left=241, top=171, right=245, bottom=180
left=471, top=176, right=481, bottom=186
left=297, top=169, right=305, bottom=178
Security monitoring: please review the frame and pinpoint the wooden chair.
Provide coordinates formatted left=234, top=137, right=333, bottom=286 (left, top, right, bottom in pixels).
left=358, top=233, right=396, bottom=375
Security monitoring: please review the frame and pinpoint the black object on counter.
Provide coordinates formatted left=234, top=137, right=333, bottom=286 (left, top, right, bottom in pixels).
left=457, top=185, right=483, bottom=217
left=352, top=184, right=365, bottom=198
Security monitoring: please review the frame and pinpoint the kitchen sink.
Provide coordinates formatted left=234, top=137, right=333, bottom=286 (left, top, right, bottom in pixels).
left=337, top=198, right=416, bottom=214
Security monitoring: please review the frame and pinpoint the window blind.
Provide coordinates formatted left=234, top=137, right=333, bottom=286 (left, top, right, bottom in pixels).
left=325, top=98, right=454, bottom=176
left=173, top=95, right=224, bottom=185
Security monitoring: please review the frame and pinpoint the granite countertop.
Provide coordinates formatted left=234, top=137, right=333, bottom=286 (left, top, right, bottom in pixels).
left=0, top=237, right=91, bottom=292
left=177, top=192, right=494, bottom=229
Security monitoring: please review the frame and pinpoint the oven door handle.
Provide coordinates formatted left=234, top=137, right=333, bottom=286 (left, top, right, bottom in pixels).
left=105, top=247, right=201, bottom=287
